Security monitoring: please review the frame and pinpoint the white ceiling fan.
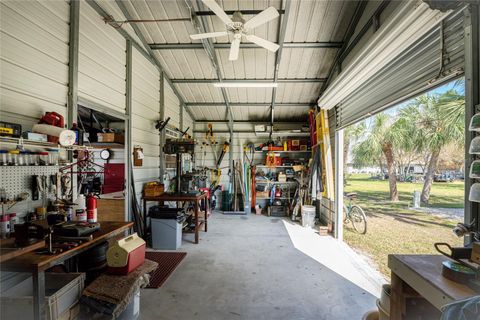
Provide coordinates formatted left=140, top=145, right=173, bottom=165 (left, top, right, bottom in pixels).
left=190, top=0, right=280, bottom=61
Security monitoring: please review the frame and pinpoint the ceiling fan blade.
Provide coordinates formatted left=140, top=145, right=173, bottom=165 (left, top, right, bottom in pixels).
left=243, top=6, right=279, bottom=30
left=190, top=31, right=229, bottom=40
left=229, top=38, right=241, bottom=61
left=244, top=34, right=279, bottom=52
left=202, top=0, right=233, bottom=26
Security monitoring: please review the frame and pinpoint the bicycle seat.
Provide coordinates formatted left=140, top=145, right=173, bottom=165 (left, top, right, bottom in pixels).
left=345, top=192, right=358, bottom=199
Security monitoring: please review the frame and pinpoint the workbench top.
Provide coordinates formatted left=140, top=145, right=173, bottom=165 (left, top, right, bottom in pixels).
left=0, top=221, right=133, bottom=273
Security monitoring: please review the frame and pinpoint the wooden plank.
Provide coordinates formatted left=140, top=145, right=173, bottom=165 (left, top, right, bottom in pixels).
left=0, top=239, right=45, bottom=263
left=320, top=109, right=334, bottom=200
left=0, top=221, right=132, bottom=272
left=388, top=254, right=477, bottom=310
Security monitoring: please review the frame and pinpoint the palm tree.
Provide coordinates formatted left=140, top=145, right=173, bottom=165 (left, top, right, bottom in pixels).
left=344, top=122, right=366, bottom=178
left=403, top=90, right=464, bottom=203
left=352, top=113, right=402, bottom=201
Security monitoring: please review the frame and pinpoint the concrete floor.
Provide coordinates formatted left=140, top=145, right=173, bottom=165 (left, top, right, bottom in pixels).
left=140, top=214, right=377, bottom=320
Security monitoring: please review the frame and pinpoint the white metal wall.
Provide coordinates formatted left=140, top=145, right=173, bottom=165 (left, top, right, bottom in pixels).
left=184, top=109, right=194, bottom=136
left=131, top=47, right=161, bottom=201
left=78, top=1, right=126, bottom=114
left=164, top=81, right=181, bottom=129
left=0, top=0, right=69, bottom=130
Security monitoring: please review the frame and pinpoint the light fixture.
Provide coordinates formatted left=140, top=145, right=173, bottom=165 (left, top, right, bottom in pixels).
left=213, top=82, right=278, bottom=88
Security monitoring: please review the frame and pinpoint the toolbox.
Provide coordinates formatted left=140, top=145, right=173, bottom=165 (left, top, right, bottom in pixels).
left=107, top=233, right=146, bottom=275
left=53, top=222, right=100, bottom=237
left=268, top=205, right=287, bottom=217
left=143, top=182, right=165, bottom=197
left=0, top=121, right=22, bottom=137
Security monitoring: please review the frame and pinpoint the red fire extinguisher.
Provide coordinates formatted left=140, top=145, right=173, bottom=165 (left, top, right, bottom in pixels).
left=86, top=194, right=97, bottom=223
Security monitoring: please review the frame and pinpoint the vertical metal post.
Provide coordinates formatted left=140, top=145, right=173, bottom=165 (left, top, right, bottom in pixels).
left=125, top=39, right=133, bottom=222
left=464, top=4, right=480, bottom=236
left=67, top=0, right=79, bottom=164
left=159, top=72, right=165, bottom=181
left=67, top=0, right=79, bottom=128
left=334, top=129, right=344, bottom=240
left=32, top=270, right=45, bottom=320
left=270, top=0, right=290, bottom=135
left=180, top=103, right=184, bottom=132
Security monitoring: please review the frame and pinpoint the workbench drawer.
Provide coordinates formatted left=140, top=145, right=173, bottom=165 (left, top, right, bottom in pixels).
left=0, top=272, right=85, bottom=320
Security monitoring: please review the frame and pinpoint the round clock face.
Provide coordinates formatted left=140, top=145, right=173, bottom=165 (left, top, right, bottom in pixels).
left=100, top=149, right=111, bottom=160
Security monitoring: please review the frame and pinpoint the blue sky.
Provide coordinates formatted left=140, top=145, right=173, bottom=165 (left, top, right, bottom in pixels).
left=364, top=78, right=464, bottom=124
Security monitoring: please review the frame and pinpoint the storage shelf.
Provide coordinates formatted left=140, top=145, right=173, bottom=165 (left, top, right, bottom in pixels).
left=255, top=131, right=310, bottom=137
left=255, top=181, right=297, bottom=184
left=255, top=150, right=311, bottom=153
left=88, top=142, right=125, bottom=149
left=0, top=137, right=89, bottom=150
left=256, top=197, right=291, bottom=200
left=255, top=165, right=294, bottom=168
left=0, top=136, right=60, bottom=149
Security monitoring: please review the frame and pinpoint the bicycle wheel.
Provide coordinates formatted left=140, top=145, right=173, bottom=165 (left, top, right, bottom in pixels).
left=343, top=205, right=348, bottom=224
left=350, top=205, right=367, bottom=234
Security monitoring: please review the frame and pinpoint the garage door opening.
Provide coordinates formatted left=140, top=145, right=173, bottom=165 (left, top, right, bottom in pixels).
left=342, top=79, right=465, bottom=277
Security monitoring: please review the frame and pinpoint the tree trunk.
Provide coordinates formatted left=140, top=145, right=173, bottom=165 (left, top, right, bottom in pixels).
left=421, top=149, right=441, bottom=204
left=382, top=143, right=399, bottom=201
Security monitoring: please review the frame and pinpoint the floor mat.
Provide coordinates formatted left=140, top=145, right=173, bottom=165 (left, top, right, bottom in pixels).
left=145, top=252, right=187, bottom=288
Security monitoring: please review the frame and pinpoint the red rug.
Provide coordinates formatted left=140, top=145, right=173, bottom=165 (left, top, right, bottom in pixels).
left=145, top=251, right=187, bottom=288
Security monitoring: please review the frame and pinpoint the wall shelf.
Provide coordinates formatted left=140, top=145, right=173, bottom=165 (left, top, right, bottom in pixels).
left=254, top=150, right=311, bottom=154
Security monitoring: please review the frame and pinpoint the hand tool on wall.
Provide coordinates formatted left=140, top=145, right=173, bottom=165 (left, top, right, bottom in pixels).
left=216, top=142, right=230, bottom=168
left=32, top=175, right=39, bottom=201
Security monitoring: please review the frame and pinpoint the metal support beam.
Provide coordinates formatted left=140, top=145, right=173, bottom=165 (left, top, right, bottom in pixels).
left=171, top=78, right=326, bottom=84
left=196, top=9, right=285, bottom=16
left=87, top=0, right=196, bottom=122
left=464, top=3, right=480, bottom=236
left=149, top=42, right=343, bottom=50
left=186, top=102, right=312, bottom=107
left=125, top=39, right=133, bottom=223
left=334, top=129, right=344, bottom=240
left=159, top=72, right=165, bottom=180
left=194, top=120, right=306, bottom=124
left=67, top=0, right=79, bottom=130
left=270, top=0, right=291, bottom=133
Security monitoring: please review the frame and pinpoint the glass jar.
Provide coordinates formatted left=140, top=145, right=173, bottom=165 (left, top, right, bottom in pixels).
left=0, top=150, right=7, bottom=166
left=18, top=151, right=28, bottom=166
left=38, top=152, right=49, bottom=166
left=47, top=149, right=59, bottom=165
left=29, top=152, right=39, bottom=166
left=8, top=150, right=19, bottom=166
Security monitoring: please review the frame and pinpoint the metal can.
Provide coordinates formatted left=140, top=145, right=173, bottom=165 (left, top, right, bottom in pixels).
left=0, top=215, right=10, bottom=239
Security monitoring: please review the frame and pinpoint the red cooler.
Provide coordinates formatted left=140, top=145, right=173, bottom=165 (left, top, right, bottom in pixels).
left=107, top=233, right=146, bottom=275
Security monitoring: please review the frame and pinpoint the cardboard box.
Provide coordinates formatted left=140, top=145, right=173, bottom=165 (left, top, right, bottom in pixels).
left=97, top=133, right=124, bottom=144
left=144, top=183, right=164, bottom=197
left=256, top=191, right=269, bottom=199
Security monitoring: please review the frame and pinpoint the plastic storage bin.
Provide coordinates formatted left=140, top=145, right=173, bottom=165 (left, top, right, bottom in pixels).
left=151, top=217, right=182, bottom=250
left=0, top=272, right=85, bottom=320
left=117, top=287, right=140, bottom=320
left=301, top=205, right=316, bottom=228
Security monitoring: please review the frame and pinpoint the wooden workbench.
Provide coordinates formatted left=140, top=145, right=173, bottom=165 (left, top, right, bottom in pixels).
left=388, top=254, right=479, bottom=319
left=143, top=193, right=208, bottom=244
left=1, top=221, right=133, bottom=320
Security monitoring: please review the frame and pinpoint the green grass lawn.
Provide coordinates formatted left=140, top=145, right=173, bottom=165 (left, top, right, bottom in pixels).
left=343, top=174, right=464, bottom=277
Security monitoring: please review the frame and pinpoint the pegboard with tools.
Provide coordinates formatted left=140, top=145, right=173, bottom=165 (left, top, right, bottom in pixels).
left=0, top=165, right=62, bottom=203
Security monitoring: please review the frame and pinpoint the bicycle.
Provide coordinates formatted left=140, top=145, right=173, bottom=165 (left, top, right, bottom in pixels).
left=343, top=192, right=367, bottom=234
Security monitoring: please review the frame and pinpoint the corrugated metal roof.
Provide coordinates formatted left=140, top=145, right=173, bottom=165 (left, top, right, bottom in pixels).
left=99, top=0, right=358, bottom=122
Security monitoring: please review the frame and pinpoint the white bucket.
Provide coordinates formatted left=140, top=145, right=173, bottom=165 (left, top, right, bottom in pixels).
left=301, top=205, right=316, bottom=228
left=376, top=298, right=390, bottom=320
left=362, top=310, right=379, bottom=320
